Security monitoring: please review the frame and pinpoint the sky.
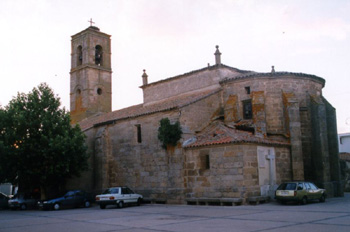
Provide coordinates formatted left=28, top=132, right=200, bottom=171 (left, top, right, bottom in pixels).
left=0, top=0, right=349, bottom=133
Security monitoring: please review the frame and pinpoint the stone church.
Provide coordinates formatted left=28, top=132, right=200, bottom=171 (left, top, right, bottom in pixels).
left=67, top=25, right=343, bottom=204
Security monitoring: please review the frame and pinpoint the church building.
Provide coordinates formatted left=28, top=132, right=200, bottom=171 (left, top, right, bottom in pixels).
left=67, top=25, right=343, bottom=204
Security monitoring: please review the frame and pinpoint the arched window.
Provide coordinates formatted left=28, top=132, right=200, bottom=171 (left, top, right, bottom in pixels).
left=77, top=45, right=82, bottom=66
left=95, top=45, right=103, bottom=66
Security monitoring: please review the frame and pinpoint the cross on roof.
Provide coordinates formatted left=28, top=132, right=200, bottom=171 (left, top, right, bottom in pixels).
left=88, top=18, right=95, bottom=26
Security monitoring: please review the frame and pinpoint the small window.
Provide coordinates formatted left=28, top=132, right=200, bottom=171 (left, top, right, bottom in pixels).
left=103, top=188, right=119, bottom=194
left=243, top=100, right=252, bottom=119
left=245, top=86, right=250, bottom=94
left=205, top=155, right=210, bottom=169
left=305, top=183, right=311, bottom=190
left=277, top=183, right=296, bottom=190
left=125, top=187, right=134, bottom=194
left=200, top=154, right=210, bottom=170
left=136, top=124, right=142, bottom=143
left=97, top=88, right=102, bottom=95
left=76, top=89, right=81, bottom=95
left=297, top=183, right=304, bottom=190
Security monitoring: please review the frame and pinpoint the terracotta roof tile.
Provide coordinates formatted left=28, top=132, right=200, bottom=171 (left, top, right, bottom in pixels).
left=183, top=121, right=290, bottom=148
left=339, top=153, right=350, bottom=161
left=221, top=72, right=325, bottom=87
left=78, top=88, right=221, bottom=131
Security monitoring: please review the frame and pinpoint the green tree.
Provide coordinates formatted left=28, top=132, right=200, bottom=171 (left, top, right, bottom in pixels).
left=157, top=118, right=182, bottom=149
left=0, top=83, right=88, bottom=198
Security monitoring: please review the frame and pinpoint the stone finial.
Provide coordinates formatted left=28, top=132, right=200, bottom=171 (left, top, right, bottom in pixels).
left=271, top=65, right=275, bottom=73
left=214, top=45, right=222, bottom=65
left=142, top=69, right=148, bottom=85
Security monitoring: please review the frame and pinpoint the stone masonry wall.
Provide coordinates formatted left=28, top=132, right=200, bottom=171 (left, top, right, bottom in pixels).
left=77, top=90, right=224, bottom=202
left=142, top=66, right=241, bottom=105
left=222, top=75, right=323, bottom=135
left=325, top=98, right=343, bottom=196
left=180, top=91, right=223, bottom=141
left=184, top=144, right=291, bottom=202
left=103, top=110, right=182, bottom=201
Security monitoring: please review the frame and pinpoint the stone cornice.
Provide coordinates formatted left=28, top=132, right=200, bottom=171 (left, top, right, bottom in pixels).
left=70, top=64, right=112, bottom=74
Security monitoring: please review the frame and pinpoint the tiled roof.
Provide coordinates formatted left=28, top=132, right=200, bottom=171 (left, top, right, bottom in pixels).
left=183, top=121, right=290, bottom=148
left=78, top=88, right=221, bottom=131
left=221, top=72, right=325, bottom=87
left=141, top=64, right=253, bottom=88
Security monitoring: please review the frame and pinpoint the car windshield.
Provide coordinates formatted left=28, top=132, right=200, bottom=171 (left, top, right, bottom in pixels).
left=278, top=183, right=297, bottom=190
left=64, top=191, right=75, bottom=197
left=309, top=183, right=319, bottom=190
left=103, top=188, right=119, bottom=194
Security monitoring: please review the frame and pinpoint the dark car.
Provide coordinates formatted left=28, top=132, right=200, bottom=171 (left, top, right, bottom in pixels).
left=38, top=190, right=92, bottom=210
left=0, top=192, right=10, bottom=209
left=8, top=193, right=39, bottom=210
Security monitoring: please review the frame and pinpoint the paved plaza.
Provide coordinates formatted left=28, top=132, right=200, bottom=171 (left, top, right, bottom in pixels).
left=1, top=194, right=350, bottom=232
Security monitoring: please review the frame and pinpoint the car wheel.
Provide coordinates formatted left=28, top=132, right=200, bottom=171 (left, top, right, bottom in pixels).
left=84, top=201, right=91, bottom=208
left=301, top=197, right=307, bottom=205
left=319, top=194, right=326, bottom=203
left=118, top=201, right=124, bottom=208
left=20, top=204, right=27, bottom=210
left=53, top=203, right=60, bottom=210
left=100, top=204, right=106, bottom=209
left=137, top=198, right=142, bottom=206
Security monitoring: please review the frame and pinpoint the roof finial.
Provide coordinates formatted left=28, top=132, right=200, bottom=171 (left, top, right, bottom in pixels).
left=271, top=65, right=275, bottom=73
left=214, top=45, right=222, bottom=65
left=142, top=69, right=148, bottom=85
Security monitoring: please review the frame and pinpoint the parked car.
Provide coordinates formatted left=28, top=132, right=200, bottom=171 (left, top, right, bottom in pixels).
left=38, top=190, right=92, bottom=210
left=0, top=192, right=10, bottom=209
left=8, top=193, right=39, bottom=210
left=275, top=181, right=326, bottom=204
left=95, top=187, right=143, bottom=209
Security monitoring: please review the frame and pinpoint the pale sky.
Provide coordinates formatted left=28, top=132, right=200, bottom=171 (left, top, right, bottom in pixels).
left=0, top=0, right=349, bottom=133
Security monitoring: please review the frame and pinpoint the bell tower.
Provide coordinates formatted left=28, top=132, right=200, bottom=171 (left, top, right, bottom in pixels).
left=70, top=25, right=112, bottom=124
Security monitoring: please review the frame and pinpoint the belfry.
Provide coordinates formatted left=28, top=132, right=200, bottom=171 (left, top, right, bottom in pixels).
left=70, top=24, right=112, bottom=124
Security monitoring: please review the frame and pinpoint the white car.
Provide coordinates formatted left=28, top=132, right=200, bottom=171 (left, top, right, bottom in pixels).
left=95, top=187, right=143, bottom=209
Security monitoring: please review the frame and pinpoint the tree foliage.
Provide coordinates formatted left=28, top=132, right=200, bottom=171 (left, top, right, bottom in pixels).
left=157, top=118, right=182, bottom=149
left=0, top=83, right=88, bottom=196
